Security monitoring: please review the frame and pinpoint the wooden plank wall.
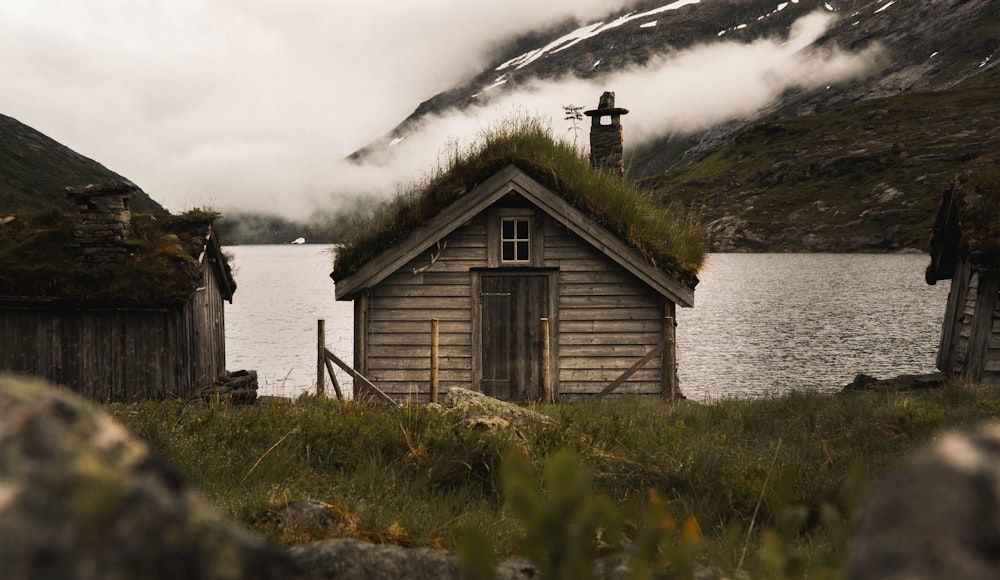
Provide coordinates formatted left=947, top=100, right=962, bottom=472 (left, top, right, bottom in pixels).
left=184, top=262, right=228, bottom=391
left=2, top=306, right=184, bottom=400
left=955, top=269, right=980, bottom=378
left=937, top=259, right=970, bottom=372
left=0, top=267, right=227, bottom=401
left=969, top=271, right=1000, bottom=383
left=544, top=220, right=665, bottom=397
left=361, top=210, right=671, bottom=401
left=939, top=263, right=1000, bottom=384
left=987, top=282, right=1000, bottom=381
left=363, top=215, right=483, bottom=402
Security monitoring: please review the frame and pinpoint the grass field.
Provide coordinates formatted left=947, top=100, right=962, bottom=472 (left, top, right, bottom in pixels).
left=108, top=381, right=1000, bottom=578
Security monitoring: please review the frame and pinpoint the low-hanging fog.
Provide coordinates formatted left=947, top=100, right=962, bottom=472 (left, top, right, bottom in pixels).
left=0, top=1, right=880, bottom=220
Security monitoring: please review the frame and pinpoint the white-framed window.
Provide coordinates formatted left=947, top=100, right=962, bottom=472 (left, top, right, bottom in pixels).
left=487, top=205, right=542, bottom=268
left=501, top=217, right=531, bottom=263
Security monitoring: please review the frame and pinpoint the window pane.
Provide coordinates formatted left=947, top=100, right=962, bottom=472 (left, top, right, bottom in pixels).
left=502, top=219, right=514, bottom=239
left=502, top=241, right=514, bottom=261
left=516, top=219, right=528, bottom=239
left=516, top=241, right=529, bottom=262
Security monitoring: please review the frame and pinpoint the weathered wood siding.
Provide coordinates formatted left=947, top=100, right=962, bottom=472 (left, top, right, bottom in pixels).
left=544, top=220, right=666, bottom=397
left=187, top=259, right=228, bottom=388
left=938, top=261, right=1000, bottom=384
left=359, top=209, right=672, bottom=401
left=0, top=261, right=227, bottom=401
left=362, top=215, right=483, bottom=402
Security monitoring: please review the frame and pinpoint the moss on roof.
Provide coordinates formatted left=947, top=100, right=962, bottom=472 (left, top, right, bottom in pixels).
left=927, top=154, right=1000, bottom=282
left=0, top=207, right=229, bottom=306
left=332, top=117, right=704, bottom=287
left=953, top=154, right=1000, bottom=264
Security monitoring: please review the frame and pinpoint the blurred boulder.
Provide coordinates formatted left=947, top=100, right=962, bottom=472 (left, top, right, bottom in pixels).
left=0, top=373, right=302, bottom=580
left=849, top=422, right=1000, bottom=579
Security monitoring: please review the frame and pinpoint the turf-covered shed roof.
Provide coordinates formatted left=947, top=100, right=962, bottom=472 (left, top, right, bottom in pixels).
left=332, top=119, right=704, bottom=292
left=0, top=206, right=235, bottom=306
left=926, top=154, right=1000, bottom=284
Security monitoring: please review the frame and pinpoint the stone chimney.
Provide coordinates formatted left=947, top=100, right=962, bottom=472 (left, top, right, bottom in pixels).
left=584, top=91, right=629, bottom=175
left=65, top=182, right=137, bottom=263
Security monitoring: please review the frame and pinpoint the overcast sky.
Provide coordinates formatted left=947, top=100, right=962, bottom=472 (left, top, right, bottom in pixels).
left=0, top=0, right=882, bottom=218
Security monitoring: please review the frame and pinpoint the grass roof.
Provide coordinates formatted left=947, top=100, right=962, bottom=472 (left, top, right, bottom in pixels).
left=927, top=154, right=1000, bottom=282
left=332, top=116, right=704, bottom=287
left=0, top=207, right=227, bottom=306
left=952, top=154, right=1000, bottom=265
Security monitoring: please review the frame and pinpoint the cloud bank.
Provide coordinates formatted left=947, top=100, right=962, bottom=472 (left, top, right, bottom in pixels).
left=0, top=2, right=879, bottom=218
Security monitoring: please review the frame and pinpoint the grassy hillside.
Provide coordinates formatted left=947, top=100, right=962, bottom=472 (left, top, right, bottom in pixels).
left=644, top=80, right=1000, bottom=252
left=0, top=113, right=167, bottom=215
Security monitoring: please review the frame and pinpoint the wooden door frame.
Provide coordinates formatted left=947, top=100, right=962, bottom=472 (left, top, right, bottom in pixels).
left=471, top=268, right=559, bottom=400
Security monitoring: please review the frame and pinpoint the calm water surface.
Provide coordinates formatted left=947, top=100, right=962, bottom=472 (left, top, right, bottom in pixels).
left=225, top=247, right=950, bottom=400
left=225, top=245, right=353, bottom=396
left=678, top=253, right=950, bottom=400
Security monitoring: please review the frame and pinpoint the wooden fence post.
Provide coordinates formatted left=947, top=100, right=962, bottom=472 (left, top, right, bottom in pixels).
left=665, top=316, right=676, bottom=402
left=540, top=317, right=552, bottom=403
left=317, top=319, right=326, bottom=397
left=430, top=318, right=440, bottom=404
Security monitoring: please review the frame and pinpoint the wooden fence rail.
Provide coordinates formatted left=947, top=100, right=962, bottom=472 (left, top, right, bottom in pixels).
left=596, top=316, right=676, bottom=401
left=317, top=319, right=394, bottom=404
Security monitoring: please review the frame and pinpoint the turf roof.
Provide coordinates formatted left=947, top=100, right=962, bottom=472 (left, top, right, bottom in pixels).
left=332, top=117, right=704, bottom=288
left=927, top=153, right=1000, bottom=282
left=0, top=207, right=232, bottom=306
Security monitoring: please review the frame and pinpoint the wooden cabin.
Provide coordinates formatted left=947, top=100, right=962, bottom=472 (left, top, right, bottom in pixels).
left=926, top=154, right=1000, bottom=384
left=332, top=107, right=702, bottom=403
left=0, top=183, right=236, bottom=400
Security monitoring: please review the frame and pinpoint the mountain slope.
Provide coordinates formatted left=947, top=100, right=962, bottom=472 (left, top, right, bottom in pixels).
left=356, top=0, right=1000, bottom=251
left=0, top=113, right=167, bottom=215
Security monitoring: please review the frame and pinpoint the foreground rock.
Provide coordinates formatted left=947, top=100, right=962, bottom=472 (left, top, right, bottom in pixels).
left=843, top=372, right=947, bottom=392
left=291, top=538, right=723, bottom=580
left=443, top=387, right=556, bottom=428
left=849, top=422, right=1000, bottom=579
left=290, top=538, right=537, bottom=580
left=0, top=373, right=302, bottom=580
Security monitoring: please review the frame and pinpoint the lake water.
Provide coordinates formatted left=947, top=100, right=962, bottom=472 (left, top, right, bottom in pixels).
left=224, top=246, right=950, bottom=401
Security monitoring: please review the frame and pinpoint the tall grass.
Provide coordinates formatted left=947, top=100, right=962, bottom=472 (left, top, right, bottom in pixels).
left=332, top=114, right=704, bottom=287
left=108, top=381, right=1000, bottom=577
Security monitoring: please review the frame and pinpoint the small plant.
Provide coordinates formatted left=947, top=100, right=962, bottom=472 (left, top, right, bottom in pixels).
left=501, top=449, right=621, bottom=580
left=563, top=104, right=585, bottom=151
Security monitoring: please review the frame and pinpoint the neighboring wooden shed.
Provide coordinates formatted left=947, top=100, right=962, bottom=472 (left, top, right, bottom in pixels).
left=926, top=154, right=1000, bottom=384
left=0, top=183, right=236, bottom=400
left=332, top=113, right=702, bottom=403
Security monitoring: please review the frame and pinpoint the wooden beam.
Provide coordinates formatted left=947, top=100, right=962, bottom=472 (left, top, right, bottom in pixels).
left=508, top=170, right=694, bottom=307
left=334, top=165, right=524, bottom=300
left=324, top=356, right=344, bottom=400
left=430, top=318, right=440, bottom=403
left=664, top=315, right=677, bottom=402
left=316, top=319, right=325, bottom=397
left=540, top=317, right=552, bottom=403
left=354, top=292, right=368, bottom=399
left=597, top=339, right=667, bottom=399
left=324, top=347, right=396, bottom=405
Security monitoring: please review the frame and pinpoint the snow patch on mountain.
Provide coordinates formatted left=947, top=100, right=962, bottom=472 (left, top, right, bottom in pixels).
left=496, top=0, right=701, bottom=72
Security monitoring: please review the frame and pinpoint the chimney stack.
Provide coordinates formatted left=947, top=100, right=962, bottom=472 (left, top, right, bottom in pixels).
left=584, top=91, right=629, bottom=175
left=65, top=182, right=137, bottom=263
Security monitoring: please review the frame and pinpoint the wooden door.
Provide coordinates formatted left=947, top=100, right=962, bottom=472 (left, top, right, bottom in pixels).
left=480, top=274, right=548, bottom=402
